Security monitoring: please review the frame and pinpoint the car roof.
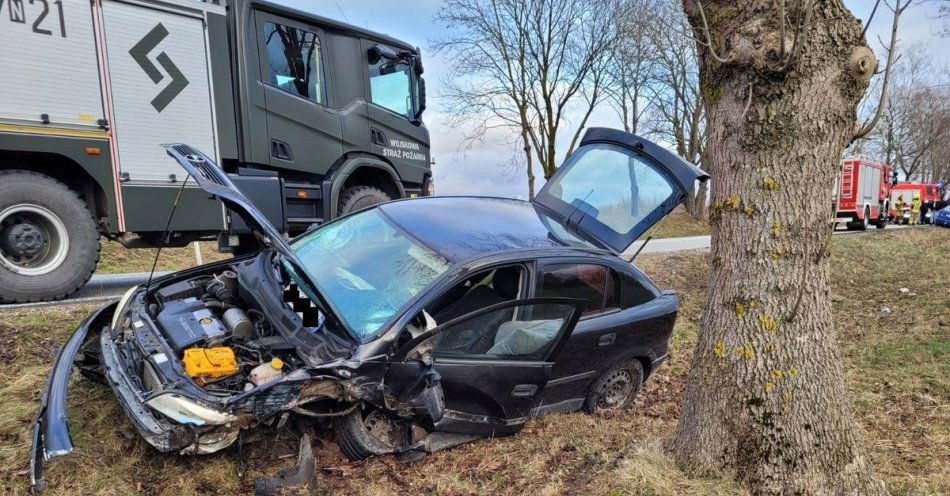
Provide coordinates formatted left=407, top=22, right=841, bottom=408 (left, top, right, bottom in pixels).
left=377, top=196, right=607, bottom=263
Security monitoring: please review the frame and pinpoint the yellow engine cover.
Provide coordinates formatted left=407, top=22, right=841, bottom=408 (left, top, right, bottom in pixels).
left=182, top=347, right=239, bottom=384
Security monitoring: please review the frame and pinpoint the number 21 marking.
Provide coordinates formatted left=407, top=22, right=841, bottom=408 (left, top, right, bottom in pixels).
left=0, top=0, right=66, bottom=37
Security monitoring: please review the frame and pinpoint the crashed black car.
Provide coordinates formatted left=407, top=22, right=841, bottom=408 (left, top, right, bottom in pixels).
left=31, top=128, right=708, bottom=489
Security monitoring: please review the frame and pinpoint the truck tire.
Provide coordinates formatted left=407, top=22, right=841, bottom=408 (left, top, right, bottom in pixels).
left=0, top=171, right=100, bottom=303
left=338, top=186, right=392, bottom=216
left=857, top=207, right=870, bottom=231
left=875, top=205, right=888, bottom=229
left=584, top=358, right=644, bottom=413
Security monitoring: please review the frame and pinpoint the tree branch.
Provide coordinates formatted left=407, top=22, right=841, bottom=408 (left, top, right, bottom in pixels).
left=853, top=0, right=912, bottom=141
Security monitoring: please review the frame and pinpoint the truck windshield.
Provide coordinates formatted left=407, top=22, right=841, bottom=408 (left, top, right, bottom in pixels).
left=369, top=56, right=415, bottom=117
left=290, top=209, right=450, bottom=341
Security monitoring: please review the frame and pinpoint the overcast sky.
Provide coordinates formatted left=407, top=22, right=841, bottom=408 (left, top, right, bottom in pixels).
left=281, top=0, right=949, bottom=199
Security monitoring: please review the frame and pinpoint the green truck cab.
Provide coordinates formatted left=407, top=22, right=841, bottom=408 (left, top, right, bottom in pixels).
left=0, top=0, right=431, bottom=302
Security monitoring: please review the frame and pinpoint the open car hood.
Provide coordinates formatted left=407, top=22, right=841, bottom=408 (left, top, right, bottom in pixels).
left=162, top=144, right=299, bottom=262
left=533, top=128, right=709, bottom=254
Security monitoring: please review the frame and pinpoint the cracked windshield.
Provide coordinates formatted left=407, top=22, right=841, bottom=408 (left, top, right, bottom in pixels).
left=291, top=210, right=450, bottom=340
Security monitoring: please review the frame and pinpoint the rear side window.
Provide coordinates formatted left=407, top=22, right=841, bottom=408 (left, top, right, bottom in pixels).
left=620, top=271, right=655, bottom=308
left=540, top=264, right=619, bottom=316
left=262, top=21, right=325, bottom=104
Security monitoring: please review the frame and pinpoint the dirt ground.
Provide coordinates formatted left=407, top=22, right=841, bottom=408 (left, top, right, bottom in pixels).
left=0, top=227, right=946, bottom=495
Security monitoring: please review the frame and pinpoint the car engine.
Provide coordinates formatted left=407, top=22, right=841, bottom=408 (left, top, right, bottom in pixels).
left=146, top=266, right=307, bottom=393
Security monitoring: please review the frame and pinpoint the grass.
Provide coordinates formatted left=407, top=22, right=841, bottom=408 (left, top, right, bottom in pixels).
left=0, top=227, right=946, bottom=495
left=97, top=239, right=230, bottom=273
left=649, top=206, right=710, bottom=239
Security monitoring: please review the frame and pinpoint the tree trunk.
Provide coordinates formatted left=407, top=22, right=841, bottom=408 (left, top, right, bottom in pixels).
left=672, top=2, right=885, bottom=494
left=522, top=127, right=536, bottom=199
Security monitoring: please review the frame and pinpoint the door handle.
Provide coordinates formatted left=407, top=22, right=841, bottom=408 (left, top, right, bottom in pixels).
left=598, top=333, right=616, bottom=347
left=511, top=384, right=538, bottom=398
left=371, top=127, right=387, bottom=146
left=271, top=139, right=293, bottom=161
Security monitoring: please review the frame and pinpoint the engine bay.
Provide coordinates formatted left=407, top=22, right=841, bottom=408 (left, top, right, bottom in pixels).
left=138, top=261, right=333, bottom=396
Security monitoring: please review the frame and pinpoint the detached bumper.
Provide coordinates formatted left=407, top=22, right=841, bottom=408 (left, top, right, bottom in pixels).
left=30, top=302, right=116, bottom=492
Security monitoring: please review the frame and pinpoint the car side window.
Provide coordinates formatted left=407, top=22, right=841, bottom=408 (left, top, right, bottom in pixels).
left=540, top=264, right=618, bottom=316
left=421, top=302, right=576, bottom=361
left=262, top=21, right=325, bottom=104
left=620, top=270, right=655, bottom=308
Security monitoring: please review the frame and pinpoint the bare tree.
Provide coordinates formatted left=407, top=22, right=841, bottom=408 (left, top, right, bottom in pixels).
left=930, top=0, right=950, bottom=36
left=644, top=0, right=707, bottom=219
left=603, top=0, right=659, bottom=136
left=521, top=0, right=622, bottom=179
left=436, top=0, right=622, bottom=196
left=435, top=0, right=539, bottom=196
left=859, top=44, right=950, bottom=180
left=671, top=1, right=909, bottom=494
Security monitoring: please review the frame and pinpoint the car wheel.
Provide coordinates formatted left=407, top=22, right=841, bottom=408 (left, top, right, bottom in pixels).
left=335, top=405, right=407, bottom=461
left=338, top=186, right=392, bottom=216
left=584, top=359, right=644, bottom=413
left=0, top=171, right=100, bottom=303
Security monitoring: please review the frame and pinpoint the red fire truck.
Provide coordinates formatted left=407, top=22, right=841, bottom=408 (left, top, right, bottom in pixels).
left=834, top=159, right=892, bottom=230
left=889, top=182, right=944, bottom=224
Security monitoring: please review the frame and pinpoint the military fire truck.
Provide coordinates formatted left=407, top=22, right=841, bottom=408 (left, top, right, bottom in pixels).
left=0, top=0, right=432, bottom=302
left=834, top=159, right=893, bottom=231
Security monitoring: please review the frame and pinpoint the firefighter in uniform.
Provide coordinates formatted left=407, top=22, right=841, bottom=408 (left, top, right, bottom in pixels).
left=910, top=193, right=922, bottom=225
left=894, top=195, right=905, bottom=224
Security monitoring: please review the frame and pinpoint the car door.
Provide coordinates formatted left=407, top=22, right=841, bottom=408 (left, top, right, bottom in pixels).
left=385, top=298, right=583, bottom=438
left=255, top=12, right=343, bottom=173
left=533, top=128, right=709, bottom=254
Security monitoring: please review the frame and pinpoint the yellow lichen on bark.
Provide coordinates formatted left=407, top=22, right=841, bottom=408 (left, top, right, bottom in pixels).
left=714, top=339, right=727, bottom=358
left=757, top=313, right=778, bottom=334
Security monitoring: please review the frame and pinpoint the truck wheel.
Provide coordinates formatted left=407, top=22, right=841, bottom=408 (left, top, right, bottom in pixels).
left=857, top=207, right=870, bottom=231
left=584, top=358, right=644, bottom=413
left=875, top=207, right=888, bottom=229
left=338, top=186, right=392, bottom=216
left=0, top=171, right=100, bottom=303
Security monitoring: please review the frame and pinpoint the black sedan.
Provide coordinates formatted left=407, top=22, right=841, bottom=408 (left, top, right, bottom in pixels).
left=30, top=128, right=708, bottom=489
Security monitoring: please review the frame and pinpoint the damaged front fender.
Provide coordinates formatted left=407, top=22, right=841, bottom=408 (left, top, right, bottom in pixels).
left=30, top=302, right=117, bottom=492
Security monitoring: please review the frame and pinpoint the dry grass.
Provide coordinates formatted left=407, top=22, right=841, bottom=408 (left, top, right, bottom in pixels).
left=0, top=228, right=946, bottom=495
left=97, top=239, right=230, bottom=274
left=649, top=206, right=710, bottom=239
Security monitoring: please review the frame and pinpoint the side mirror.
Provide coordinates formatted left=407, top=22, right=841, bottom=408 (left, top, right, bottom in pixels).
left=413, top=77, right=426, bottom=122
left=368, top=44, right=399, bottom=64
left=891, top=171, right=899, bottom=186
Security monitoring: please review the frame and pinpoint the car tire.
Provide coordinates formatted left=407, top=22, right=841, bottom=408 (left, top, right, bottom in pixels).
left=584, top=358, right=644, bottom=413
left=338, top=186, right=392, bottom=216
left=0, top=171, right=100, bottom=303
left=335, top=405, right=406, bottom=461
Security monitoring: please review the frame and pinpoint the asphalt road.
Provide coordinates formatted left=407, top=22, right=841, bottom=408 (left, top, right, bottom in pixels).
left=0, top=224, right=914, bottom=311
left=622, top=223, right=907, bottom=257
